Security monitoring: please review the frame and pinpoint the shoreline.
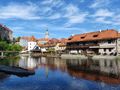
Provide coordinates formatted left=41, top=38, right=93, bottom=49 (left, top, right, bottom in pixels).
left=1, top=52, right=120, bottom=60
left=61, top=54, right=120, bottom=60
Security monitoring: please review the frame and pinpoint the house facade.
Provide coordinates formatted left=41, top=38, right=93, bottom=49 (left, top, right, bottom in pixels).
left=19, top=36, right=37, bottom=51
left=0, top=24, right=13, bottom=42
left=66, top=29, right=120, bottom=55
left=39, top=38, right=67, bottom=52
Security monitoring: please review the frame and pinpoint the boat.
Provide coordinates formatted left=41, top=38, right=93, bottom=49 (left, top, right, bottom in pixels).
left=0, top=65, right=35, bottom=77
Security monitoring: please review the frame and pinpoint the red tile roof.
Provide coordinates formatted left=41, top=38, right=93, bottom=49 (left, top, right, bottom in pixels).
left=59, top=38, right=68, bottom=43
left=37, top=38, right=49, bottom=41
left=68, top=29, right=120, bottom=43
left=21, top=36, right=36, bottom=41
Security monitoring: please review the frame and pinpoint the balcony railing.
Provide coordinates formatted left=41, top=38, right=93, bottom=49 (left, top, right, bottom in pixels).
left=99, top=43, right=116, bottom=48
left=66, top=44, right=99, bottom=49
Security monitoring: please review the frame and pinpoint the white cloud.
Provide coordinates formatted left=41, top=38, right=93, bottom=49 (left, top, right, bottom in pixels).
left=63, top=4, right=88, bottom=26
left=112, top=15, right=120, bottom=25
left=64, top=4, right=80, bottom=17
left=11, top=26, right=44, bottom=35
left=91, top=9, right=115, bottom=25
left=48, top=13, right=62, bottom=19
left=67, top=13, right=88, bottom=25
left=41, top=0, right=64, bottom=8
left=95, top=17, right=112, bottom=24
left=93, top=9, right=114, bottom=17
left=41, top=0, right=53, bottom=5
left=90, top=0, right=111, bottom=8
left=0, top=3, right=41, bottom=20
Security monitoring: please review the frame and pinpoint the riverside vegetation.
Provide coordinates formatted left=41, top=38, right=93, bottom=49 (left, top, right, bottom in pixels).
left=0, top=38, right=22, bottom=56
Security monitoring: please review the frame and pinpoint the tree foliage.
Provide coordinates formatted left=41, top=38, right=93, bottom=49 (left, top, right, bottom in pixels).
left=0, top=41, right=8, bottom=50
left=0, top=40, right=22, bottom=51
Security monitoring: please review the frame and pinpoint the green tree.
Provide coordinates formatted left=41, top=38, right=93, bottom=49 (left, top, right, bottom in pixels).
left=0, top=41, right=8, bottom=50
left=16, top=37, right=21, bottom=42
left=7, top=44, right=22, bottom=51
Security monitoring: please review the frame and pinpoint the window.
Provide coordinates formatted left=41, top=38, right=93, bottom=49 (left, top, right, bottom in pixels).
left=81, top=36, right=85, bottom=39
left=109, top=48, right=112, bottom=52
left=108, top=40, right=112, bottom=44
left=93, top=34, right=98, bottom=37
left=104, top=49, right=106, bottom=52
left=68, top=38, right=72, bottom=40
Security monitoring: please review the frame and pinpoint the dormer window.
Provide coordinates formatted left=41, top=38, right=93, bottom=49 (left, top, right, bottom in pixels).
left=68, top=38, right=72, bottom=40
left=93, top=34, right=98, bottom=37
left=81, top=36, right=85, bottom=39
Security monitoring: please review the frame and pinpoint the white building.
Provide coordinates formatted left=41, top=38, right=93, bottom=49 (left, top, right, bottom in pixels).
left=28, top=41, right=37, bottom=51
left=67, top=29, right=120, bottom=55
left=54, top=43, right=66, bottom=51
left=19, top=36, right=38, bottom=51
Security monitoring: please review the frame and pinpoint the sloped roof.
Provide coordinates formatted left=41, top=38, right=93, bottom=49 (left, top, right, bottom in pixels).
left=68, top=29, right=120, bottom=43
left=21, top=36, right=36, bottom=41
left=59, top=38, right=68, bottom=43
left=0, top=24, right=13, bottom=32
left=37, top=38, right=49, bottom=41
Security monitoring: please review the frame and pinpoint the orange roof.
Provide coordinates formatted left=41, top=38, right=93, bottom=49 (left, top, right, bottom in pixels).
left=68, top=29, right=120, bottom=43
left=30, top=36, right=36, bottom=41
left=37, top=38, right=49, bottom=41
left=21, top=36, right=36, bottom=41
left=59, top=38, right=68, bottom=43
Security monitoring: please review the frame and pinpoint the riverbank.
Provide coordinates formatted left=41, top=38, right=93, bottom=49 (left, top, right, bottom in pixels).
left=19, top=53, right=120, bottom=60
left=20, top=53, right=61, bottom=58
left=61, top=54, right=120, bottom=60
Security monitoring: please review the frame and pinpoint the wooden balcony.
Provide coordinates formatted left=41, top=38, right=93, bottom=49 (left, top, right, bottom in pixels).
left=66, top=44, right=99, bottom=49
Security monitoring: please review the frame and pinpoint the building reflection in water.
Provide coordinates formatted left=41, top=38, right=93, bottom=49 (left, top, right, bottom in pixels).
left=19, top=56, right=41, bottom=70
left=66, top=59, right=120, bottom=76
left=18, top=56, right=120, bottom=84
left=66, top=59, right=120, bottom=84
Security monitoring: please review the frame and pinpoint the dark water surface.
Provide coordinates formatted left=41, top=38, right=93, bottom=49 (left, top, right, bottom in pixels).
left=0, top=56, right=120, bottom=90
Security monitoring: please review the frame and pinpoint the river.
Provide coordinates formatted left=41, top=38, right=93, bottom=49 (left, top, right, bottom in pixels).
left=0, top=56, right=120, bottom=90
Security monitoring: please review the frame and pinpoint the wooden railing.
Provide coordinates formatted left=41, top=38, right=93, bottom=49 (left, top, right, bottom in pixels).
left=66, top=44, right=99, bottom=49
left=0, top=51, right=20, bottom=58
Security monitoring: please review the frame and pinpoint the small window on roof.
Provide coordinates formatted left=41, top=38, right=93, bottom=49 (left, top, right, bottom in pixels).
left=81, top=36, right=85, bottom=39
left=93, top=34, right=98, bottom=37
left=68, top=38, right=72, bottom=40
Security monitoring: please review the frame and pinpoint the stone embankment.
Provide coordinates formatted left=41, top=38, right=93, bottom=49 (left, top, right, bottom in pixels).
left=61, top=54, right=120, bottom=60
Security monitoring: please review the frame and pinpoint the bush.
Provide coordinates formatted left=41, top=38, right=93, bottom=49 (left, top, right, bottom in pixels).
left=7, top=44, right=22, bottom=51
left=0, top=40, right=22, bottom=51
left=0, top=41, right=8, bottom=50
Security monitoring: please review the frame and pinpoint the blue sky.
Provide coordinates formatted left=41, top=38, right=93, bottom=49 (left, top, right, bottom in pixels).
left=0, top=0, right=120, bottom=38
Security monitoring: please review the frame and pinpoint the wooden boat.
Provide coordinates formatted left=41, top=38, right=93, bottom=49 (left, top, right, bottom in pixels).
left=0, top=65, right=35, bottom=77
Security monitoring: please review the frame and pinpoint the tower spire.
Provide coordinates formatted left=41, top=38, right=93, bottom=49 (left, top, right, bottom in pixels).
left=45, top=27, right=49, bottom=39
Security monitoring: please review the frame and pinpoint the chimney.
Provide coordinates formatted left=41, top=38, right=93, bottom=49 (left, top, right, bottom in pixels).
left=71, top=34, right=74, bottom=36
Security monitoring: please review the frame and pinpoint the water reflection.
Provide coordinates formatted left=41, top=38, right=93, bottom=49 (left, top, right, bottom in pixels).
left=67, top=59, right=120, bottom=76
left=2, top=56, right=119, bottom=83
left=19, top=56, right=67, bottom=72
left=67, top=59, right=120, bottom=84
left=18, top=57, right=119, bottom=75
left=0, top=56, right=120, bottom=90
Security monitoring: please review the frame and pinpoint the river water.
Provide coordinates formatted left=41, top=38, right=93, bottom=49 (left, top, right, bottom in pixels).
left=0, top=56, right=120, bottom=90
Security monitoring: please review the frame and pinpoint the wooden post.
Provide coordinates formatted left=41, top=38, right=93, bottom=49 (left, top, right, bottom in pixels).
left=1, top=52, right=4, bottom=57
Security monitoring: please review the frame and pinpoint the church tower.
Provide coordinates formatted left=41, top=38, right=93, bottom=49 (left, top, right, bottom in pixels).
left=45, top=28, right=49, bottom=39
